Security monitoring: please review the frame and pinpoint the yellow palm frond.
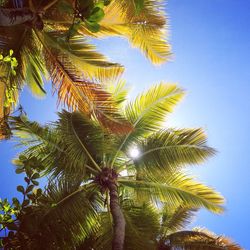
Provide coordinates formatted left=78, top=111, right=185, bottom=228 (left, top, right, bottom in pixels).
left=38, top=34, right=132, bottom=134
left=76, top=0, right=171, bottom=64
left=43, top=31, right=124, bottom=82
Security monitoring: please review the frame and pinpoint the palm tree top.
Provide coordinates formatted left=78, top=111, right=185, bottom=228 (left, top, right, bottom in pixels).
left=12, top=82, right=224, bottom=214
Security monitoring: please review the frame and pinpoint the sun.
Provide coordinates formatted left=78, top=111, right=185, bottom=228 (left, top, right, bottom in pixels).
left=129, top=146, right=140, bottom=159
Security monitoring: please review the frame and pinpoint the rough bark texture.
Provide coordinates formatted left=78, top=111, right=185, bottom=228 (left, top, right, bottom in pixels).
left=108, top=182, right=126, bottom=250
left=0, top=8, right=35, bottom=26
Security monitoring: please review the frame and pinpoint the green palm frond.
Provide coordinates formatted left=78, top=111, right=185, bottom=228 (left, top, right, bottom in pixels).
left=20, top=31, right=47, bottom=97
left=125, top=83, right=184, bottom=134
left=134, top=128, right=216, bottom=176
left=85, top=199, right=160, bottom=250
left=19, top=178, right=101, bottom=249
left=105, top=80, right=130, bottom=108
left=123, top=201, right=160, bottom=250
left=160, top=205, right=197, bottom=236
left=57, top=110, right=102, bottom=173
left=10, top=115, right=58, bottom=148
left=111, top=83, right=184, bottom=167
left=119, top=173, right=224, bottom=214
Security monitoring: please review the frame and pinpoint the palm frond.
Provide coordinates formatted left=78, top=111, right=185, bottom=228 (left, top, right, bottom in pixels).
left=123, top=201, right=160, bottom=250
left=43, top=31, right=124, bottom=82
left=160, top=206, right=197, bottom=236
left=126, top=83, right=184, bottom=134
left=112, top=83, right=184, bottom=166
left=57, top=110, right=102, bottom=173
left=10, top=115, right=66, bottom=176
left=20, top=30, right=47, bottom=97
left=19, top=179, right=101, bottom=249
left=119, top=173, right=224, bottom=214
left=88, top=0, right=171, bottom=64
left=163, top=229, right=243, bottom=250
left=89, top=199, right=160, bottom=250
left=37, top=32, right=132, bottom=134
left=10, top=115, right=59, bottom=149
left=134, top=128, right=216, bottom=176
left=105, top=80, right=130, bottom=108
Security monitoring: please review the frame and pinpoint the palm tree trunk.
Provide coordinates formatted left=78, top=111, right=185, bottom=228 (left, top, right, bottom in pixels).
left=108, top=182, right=126, bottom=250
left=0, top=8, right=35, bottom=26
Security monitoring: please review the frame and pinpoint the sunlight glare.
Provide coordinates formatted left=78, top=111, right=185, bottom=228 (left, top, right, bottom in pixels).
left=129, top=146, right=140, bottom=159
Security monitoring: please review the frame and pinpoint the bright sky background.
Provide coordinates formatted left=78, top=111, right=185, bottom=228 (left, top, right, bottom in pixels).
left=1, top=0, right=250, bottom=248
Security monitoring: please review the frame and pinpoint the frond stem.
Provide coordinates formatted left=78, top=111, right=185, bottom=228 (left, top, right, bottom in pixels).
left=117, top=144, right=214, bottom=171
left=111, top=89, right=183, bottom=168
left=70, top=113, right=101, bottom=171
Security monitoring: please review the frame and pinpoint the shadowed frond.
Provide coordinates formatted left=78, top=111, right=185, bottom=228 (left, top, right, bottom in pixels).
left=160, top=206, right=197, bottom=236
left=86, top=199, right=160, bottom=250
left=19, top=178, right=101, bottom=249
left=10, top=115, right=59, bottom=149
left=20, top=32, right=47, bottom=97
left=57, top=110, right=103, bottom=173
left=163, top=229, right=243, bottom=250
left=122, top=201, right=160, bottom=250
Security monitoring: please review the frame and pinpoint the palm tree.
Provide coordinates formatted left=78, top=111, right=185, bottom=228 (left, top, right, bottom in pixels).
left=157, top=205, right=242, bottom=250
left=0, top=0, right=170, bottom=138
left=11, top=82, right=224, bottom=250
left=159, top=229, right=243, bottom=250
left=78, top=199, right=242, bottom=250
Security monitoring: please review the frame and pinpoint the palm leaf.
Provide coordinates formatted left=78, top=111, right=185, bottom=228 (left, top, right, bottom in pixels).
left=134, top=128, right=216, bottom=177
left=37, top=32, right=132, bottom=134
left=89, top=199, right=160, bottom=250
left=123, top=201, right=160, bottom=250
left=43, top=31, right=124, bottom=82
left=160, top=205, right=197, bottom=236
left=111, top=83, right=184, bottom=167
left=92, top=0, right=171, bottom=64
left=19, top=178, right=101, bottom=249
left=164, top=229, right=243, bottom=250
left=119, top=173, right=224, bottom=214
left=57, top=110, right=102, bottom=173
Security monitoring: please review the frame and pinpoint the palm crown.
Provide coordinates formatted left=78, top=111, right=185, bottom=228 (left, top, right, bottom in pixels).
left=11, top=82, right=225, bottom=249
left=0, top=0, right=171, bottom=139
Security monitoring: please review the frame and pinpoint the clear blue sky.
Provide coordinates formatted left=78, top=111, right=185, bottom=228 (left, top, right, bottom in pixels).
left=1, top=0, right=250, bottom=248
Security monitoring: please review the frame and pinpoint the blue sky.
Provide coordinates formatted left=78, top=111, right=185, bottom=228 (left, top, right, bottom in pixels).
left=1, top=0, right=250, bottom=248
